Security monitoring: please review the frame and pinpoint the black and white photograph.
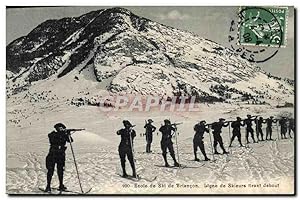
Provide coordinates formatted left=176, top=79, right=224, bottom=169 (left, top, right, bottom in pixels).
left=5, top=5, right=295, bottom=195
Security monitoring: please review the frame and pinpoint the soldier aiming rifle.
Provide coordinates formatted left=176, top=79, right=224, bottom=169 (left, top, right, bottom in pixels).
left=264, top=116, right=278, bottom=140
left=229, top=117, right=245, bottom=147
left=244, top=115, right=258, bottom=144
left=210, top=118, right=229, bottom=154
left=45, top=123, right=84, bottom=192
left=255, top=117, right=265, bottom=141
left=117, top=120, right=137, bottom=178
left=193, top=120, right=210, bottom=161
left=159, top=119, right=180, bottom=167
left=144, top=119, right=156, bottom=153
left=279, top=117, right=288, bottom=139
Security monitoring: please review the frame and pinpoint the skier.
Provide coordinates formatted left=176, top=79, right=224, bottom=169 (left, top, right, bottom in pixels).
left=117, top=120, right=137, bottom=178
left=288, top=118, right=294, bottom=138
left=229, top=117, right=245, bottom=147
left=279, top=117, right=288, bottom=139
left=255, top=117, right=265, bottom=141
left=265, top=116, right=278, bottom=140
left=144, top=119, right=156, bottom=153
left=244, top=114, right=258, bottom=143
left=45, top=123, right=73, bottom=192
left=159, top=119, right=180, bottom=167
left=211, top=118, right=229, bottom=154
left=193, top=120, right=210, bottom=161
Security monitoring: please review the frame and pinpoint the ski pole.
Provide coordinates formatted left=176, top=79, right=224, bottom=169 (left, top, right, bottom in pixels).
left=223, top=123, right=231, bottom=162
left=276, top=121, right=280, bottom=140
left=208, top=128, right=215, bottom=162
left=228, top=123, right=231, bottom=152
left=129, top=128, right=137, bottom=178
left=174, top=128, right=180, bottom=166
left=169, top=119, right=180, bottom=166
left=244, top=127, right=249, bottom=148
left=255, top=118, right=258, bottom=141
left=67, top=134, right=84, bottom=193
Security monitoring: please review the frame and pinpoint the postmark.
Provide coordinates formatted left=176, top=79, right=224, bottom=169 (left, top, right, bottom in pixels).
left=238, top=6, right=288, bottom=47
left=228, top=6, right=289, bottom=63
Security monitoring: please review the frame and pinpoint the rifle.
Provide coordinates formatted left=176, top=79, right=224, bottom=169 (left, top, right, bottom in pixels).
left=171, top=122, right=183, bottom=126
left=128, top=128, right=137, bottom=178
left=65, top=129, right=85, bottom=136
left=226, top=120, right=236, bottom=123
left=171, top=122, right=182, bottom=136
left=206, top=120, right=232, bottom=127
left=206, top=119, right=234, bottom=125
left=66, top=128, right=85, bottom=132
left=170, top=121, right=181, bottom=167
left=251, top=115, right=259, bottom=120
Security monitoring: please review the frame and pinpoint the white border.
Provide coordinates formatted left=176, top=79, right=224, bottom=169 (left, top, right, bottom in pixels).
left=1, top=0, right=298, bottom=200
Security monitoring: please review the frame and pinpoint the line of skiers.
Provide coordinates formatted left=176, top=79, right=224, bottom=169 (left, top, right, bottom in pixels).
left=44, top=115, right=294, bottom=191
left=116, top=115, right=294, bottom=178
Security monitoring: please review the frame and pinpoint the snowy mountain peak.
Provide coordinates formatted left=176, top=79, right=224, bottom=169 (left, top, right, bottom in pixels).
left=6, top=7, right=294, bottom=105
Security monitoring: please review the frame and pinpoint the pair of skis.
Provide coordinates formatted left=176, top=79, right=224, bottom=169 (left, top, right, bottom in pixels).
left=38, top=187, right=92, bottom=195
left=118, top=174, right=157, bottom=182
left=119, top=164, right=198, bottom=182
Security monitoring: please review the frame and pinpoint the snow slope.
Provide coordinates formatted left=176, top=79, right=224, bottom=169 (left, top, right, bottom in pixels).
left=6, top=100, right=294, bottom=194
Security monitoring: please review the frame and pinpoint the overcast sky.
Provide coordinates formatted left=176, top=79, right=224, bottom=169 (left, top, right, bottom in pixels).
left=6, top=6, right=294, bottom=79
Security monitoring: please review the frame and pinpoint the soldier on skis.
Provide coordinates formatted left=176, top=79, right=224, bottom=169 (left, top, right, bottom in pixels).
left=193, top=120, right=210, bottom=161
left=159, top=119, right=180, bottom=167
left=288, top=117, right=294, bottom=138
left=144, top=119, right=156, bottom=153
left=279, top=117, right=288, bottom=139
left=117, top=120, right=137, bottom=178
left=255, top=117, right=265, bottom=141
left=265, top=116, right=278, bottom=140
left=211, top=118, right=229, bottom=154
left=244, top=114, right=258, bottom=143
left=45, top=123, right=73, bottom=192
left=229, top=117, right=245, bottom=147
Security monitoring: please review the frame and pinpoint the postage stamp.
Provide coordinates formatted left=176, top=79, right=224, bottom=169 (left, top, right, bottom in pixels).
left=238, top=6, right=289, bottom=48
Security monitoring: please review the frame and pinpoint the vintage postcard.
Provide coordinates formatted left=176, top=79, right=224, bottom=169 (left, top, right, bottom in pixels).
left=6, top=6, right=295, bottom=195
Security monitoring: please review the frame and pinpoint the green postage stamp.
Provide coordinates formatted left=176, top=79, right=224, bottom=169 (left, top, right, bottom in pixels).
left=238, top=6, right=289, bottom=47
